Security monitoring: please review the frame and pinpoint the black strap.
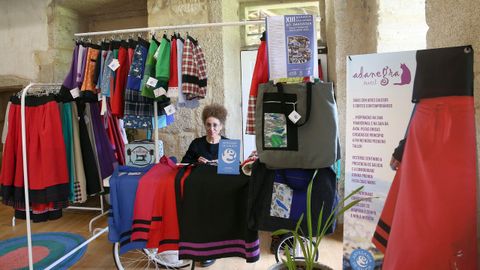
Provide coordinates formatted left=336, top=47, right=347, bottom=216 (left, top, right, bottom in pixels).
left=275, top=82, right=312, bottom=127
left=275, top=82, right=287, bottom=117
left=297, top=82, right=312, bottom=127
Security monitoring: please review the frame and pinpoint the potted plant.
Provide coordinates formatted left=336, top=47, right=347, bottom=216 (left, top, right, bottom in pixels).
left=268, top=170, right=365, bottom=270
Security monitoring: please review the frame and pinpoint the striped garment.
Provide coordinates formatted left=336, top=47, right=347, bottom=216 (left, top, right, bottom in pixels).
left=176, top=165, right=260, bottom=262
left=181, top=36, right=207, bottom=100
left=245, top=39, right=268, bottom=135
left=108, top=165, right=153, bottom=254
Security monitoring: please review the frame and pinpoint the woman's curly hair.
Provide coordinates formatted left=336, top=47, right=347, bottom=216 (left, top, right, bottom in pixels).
left=202, top=103, right=228, bottom=125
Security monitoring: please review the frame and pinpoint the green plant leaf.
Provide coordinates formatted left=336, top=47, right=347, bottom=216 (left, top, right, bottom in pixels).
left=272, top=229, right=292, bottom=236
left=278, top=175, right=370, bottom=270
left=305, top=170, right=317, bottom=264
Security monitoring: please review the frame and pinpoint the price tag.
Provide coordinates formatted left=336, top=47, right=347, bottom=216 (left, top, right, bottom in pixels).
left=70, top=87, right=80, bottom=99
left=288, top=110, right=301, bottom=124
left=164, top=104, right=176, bottom=115
left=154, top=87, right=167, bottom=98
left=97, top=93, right=102, bottom=101
left=108, top=59, right=120, bottom=71
left=146, top=77, right=158, bottom=87
left=167, top=87, right=178, bottom=98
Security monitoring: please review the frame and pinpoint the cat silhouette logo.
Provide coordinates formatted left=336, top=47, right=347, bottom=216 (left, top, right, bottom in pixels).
left=221, top=148, right=237, bottom=164
left=394, top=63, right=411, bottom=85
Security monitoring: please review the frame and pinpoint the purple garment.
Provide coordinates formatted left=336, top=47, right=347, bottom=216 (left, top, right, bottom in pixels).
left=62, top=45, right=79, bottom=90
left=78, top=45, right=89, bottom=86
left=76, top=45, right=86, bottom=86
left=90, top=102, right=117, bottom=179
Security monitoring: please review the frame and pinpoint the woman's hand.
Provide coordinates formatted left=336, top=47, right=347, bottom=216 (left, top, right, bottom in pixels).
left=390, top=156, right=400, bottom=170
left=198, top=156, right=209, bottom=164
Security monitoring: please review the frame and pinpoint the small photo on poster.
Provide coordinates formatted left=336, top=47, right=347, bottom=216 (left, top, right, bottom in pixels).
left=287, top=35, right=312, bottom=64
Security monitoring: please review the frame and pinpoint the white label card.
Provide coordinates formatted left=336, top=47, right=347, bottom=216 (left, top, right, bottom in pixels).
left=98, top=93, right=102, bottom=101
left=288, top=110, right=301, bottom=124
left=154, top=87, right=167, bottom=97
left=108, top=59, right=120, bottom=71
left=147, top=77, right=159, bottom=88
left=164, top=104, right=176, bottom=115
left=70, top=87, right=80, bottom=99
left=101, top=96, right=107, bottom=115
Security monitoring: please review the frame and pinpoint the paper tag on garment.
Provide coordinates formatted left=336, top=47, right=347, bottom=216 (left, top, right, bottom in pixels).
left=164, top=104, right=176, bottom=115
left=154, top=87, right=167, bottom=98
left=97, top=93, right=102, bottom=101
left=147, top=77, right=159, bottom=88
left=101, top=96, right=107, bottom=115
left=167, top=87, right=178, bottom=98
left=288, top=110, right=301, bottom=124
left=108, top=59, right=120, bottom=71
left=70, top=87, right=80, bottom=99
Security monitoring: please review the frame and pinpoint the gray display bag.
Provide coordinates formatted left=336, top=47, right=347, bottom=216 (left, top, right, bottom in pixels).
left=255, top=81, right=340, bottom=169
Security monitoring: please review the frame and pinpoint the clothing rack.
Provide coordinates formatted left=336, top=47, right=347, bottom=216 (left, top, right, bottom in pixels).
left=17, top=82, right=109, bottom=269
left=20, top=19, right=270, bottom=270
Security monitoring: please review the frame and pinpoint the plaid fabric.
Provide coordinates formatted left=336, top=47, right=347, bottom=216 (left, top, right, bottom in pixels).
left=191, top=43, right=207, bottom=99
left=245, top=96, right=257, bottom=134
left=73, top=181, right=83, bottom=203
left=245, top=40, right=268, bottom=135
left=124, top=89, right=154, bottom=117
left=182, top=36, right=207, bottom=100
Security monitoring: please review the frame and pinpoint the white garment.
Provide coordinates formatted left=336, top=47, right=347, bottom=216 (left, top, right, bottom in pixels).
left=2, top=101, right=11, bottom=144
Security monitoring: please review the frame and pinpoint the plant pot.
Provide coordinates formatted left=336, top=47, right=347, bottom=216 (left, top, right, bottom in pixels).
left=268, top=261, right=334, bottom=270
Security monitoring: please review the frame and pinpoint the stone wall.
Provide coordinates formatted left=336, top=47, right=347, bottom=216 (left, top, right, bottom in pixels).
left=325, top=0, right=379, bottom=206
left=221, top=1, right=243, bottom=153
left=147, top=0, right=242, bottom=160
left=377, top=0, right=427, bottom=52
left=425, top=0, right=480, bottom=256
left=0, top=0, right=51, bottom=82
left=86, top=8, right=147, bottom=32
left=45, top=3, right=86, bottom=82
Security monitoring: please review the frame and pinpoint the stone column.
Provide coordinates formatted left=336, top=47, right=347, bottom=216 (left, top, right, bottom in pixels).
left=324, top=0, right=379, bottom=203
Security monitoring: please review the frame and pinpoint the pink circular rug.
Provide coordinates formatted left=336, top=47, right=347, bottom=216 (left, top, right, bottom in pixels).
left=0, top=232, right=86, bottom=269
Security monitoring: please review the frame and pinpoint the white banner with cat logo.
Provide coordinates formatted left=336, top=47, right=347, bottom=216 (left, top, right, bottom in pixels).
left=343, top=51, right=416, bottom=269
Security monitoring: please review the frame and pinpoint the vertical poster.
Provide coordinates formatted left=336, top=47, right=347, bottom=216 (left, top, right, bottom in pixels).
left=217, top=139, right=240, bottom=175
left=266, top=15, right=317, bottom=80
left=343, top=51, right=416, bottom=269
